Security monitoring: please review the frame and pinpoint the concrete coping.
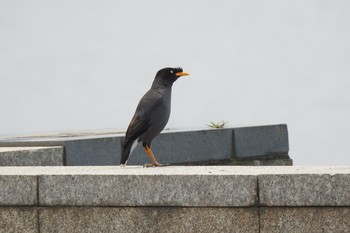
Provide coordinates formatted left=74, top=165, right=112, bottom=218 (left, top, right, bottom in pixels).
left=1, top=166, right=349, bottom=207
left=1, top=166, right=349, bottom=175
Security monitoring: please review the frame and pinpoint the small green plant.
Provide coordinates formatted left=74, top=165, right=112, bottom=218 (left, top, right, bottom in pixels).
left=207, top=120, right=227, bottom=129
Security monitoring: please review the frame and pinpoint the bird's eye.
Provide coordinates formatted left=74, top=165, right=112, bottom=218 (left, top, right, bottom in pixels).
left=170, top=70, right=174, bottom=74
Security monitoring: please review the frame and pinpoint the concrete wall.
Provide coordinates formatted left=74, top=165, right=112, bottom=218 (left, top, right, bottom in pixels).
left=1, top=166, right=349, bottom=233
left=0, top=124, right=292, bottom=166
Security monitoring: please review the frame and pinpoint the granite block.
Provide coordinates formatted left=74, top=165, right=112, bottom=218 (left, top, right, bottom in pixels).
left=0, top=208, right=38, bottom=233
left=64, top=137, right=121, bottom=166
left=0, top=146, right=64, bottom=166
left=259, top=173, right=350, bottom=206
left=233, top=124, right=289, bottom=158
left=260, top=207, right=350, bottom=233
left=38, top=167, right=257, bottom=207
left=39, top=207, right=259, bottom=233
left=0, top=175, right=37, bottom=205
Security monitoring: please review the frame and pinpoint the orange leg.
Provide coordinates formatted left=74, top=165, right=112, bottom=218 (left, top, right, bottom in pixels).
left=143, top=145, right=161, bottom=167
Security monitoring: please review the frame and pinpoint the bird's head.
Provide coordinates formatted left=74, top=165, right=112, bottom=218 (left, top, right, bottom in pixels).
left=152, top=67, right=189, bottom=88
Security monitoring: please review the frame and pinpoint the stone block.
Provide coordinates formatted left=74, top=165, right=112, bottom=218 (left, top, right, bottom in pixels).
left=127, top=128, right=233, bottom=165
left=0, top=208, right=38, bottom=233
left=233, top=124, right=289, bottom=158
left=259, top=173, right=350, bottom=206
left=0, top=175, right=37, bottom=205
left=38, top=166, right=257, bottom=207
left=0, top=146, right=64, bottom=166
left=260, top=207, right=350, bottom=233
left=39, top=207, right=259, bottom=233
left=64, top=137, right=121, bottom=166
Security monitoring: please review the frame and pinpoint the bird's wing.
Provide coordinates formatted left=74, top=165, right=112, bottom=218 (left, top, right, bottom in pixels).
left=120, top=113, right=150, bottom=164
left=122, top=113, right=150, bottom=147
left=123, top=90, right=163, bottom=147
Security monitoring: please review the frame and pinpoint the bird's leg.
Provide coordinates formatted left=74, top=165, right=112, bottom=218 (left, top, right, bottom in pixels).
left=143, top=145, right=162, bottom=167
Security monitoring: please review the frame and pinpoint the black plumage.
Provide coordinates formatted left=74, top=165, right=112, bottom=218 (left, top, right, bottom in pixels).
left=121, top=67, right=189, bottom=166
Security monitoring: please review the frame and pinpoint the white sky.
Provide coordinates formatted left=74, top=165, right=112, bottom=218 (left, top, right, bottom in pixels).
left=1, top=1, right=350, bottom=165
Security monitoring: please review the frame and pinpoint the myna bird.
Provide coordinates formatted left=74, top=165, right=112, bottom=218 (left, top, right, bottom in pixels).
left=121, top=67, right=189, bottom=166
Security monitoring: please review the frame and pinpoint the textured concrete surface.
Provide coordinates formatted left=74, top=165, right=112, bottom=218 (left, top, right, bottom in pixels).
left=1, top=166, right=349, bottom=207
left=260, top=207, right=350, bottom=233
left=0, top=166, right=349, bottom=232
left=39, top=207, right=259, bottom=233
left=233, top=124, right=289, bottom=158
left=0, top=175, right=37, bottom=205
left=38, top=169, right=257, bottom=207
left=0, top=208, right=38, bottom=233
left=65, top=137, right=120, bottom=165
left=1, top=165, right=349, bottom=176
left=259, top=173, right=350, bottom=206
left=0, top=146, right=64, bottom=166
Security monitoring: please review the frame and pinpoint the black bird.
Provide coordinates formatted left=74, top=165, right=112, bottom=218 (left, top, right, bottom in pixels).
left=121, top=67, right=189, bottom=166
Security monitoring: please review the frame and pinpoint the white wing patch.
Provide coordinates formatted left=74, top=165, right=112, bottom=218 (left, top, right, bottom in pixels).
left=130, top=139, right=139, bottom=156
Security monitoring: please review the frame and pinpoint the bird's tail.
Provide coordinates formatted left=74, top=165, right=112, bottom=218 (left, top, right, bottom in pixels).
left=120, top=139, right=138, bottom=165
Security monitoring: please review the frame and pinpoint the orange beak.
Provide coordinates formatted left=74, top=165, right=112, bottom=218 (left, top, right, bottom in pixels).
left=175, top=72, right=189, bottom=77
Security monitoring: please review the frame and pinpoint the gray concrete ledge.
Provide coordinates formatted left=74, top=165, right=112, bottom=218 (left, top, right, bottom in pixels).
left=0, top=166, right=349, bottom=207
left=0, top=166, right=349, bottom=233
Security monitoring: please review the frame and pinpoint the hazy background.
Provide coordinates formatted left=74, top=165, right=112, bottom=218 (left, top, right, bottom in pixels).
left=1, top=1, right=349, bottom=165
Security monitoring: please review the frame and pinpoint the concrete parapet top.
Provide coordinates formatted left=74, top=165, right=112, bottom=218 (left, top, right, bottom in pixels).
left=1, top=166, right=349, bottom=233
left=1, top=166, right=349, bottom=175
left=0, top=166, right=349, bottom=207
